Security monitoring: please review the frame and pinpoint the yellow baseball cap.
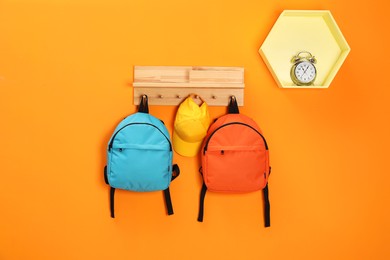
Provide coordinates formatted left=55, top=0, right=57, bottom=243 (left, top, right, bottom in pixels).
left=173, top=95, right=210, bottom=157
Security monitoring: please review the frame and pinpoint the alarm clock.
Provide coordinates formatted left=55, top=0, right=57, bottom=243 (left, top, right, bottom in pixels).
left=290, top=51, right=317, bottom=86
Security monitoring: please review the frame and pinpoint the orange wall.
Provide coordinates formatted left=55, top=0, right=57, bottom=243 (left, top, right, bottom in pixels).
left=1, top=0, right=390, bottom=259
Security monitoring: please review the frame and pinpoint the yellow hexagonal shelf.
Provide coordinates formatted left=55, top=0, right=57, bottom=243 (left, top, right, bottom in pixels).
left=259, top=10, right=350, bottom=88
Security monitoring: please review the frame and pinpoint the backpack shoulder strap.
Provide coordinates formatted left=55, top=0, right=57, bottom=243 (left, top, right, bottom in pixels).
left=110, top=187, right=115, bottom=218
left=197, top=181, right=207, bottom=222
left=163, top=188, right=174, bottom=215
left=163, top=164, right=180, bottom=215
left=263, top=183, right=270, bottom=227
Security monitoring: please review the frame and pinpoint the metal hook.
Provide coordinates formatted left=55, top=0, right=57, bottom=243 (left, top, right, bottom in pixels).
left=189, top=93, right=205, bottom=103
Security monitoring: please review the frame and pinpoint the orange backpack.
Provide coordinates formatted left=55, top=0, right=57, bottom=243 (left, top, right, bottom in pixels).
left=197, top=96, right=271, bottom=227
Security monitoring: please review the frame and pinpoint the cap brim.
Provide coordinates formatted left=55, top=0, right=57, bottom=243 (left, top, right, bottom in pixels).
left=173, top=130, right=202, bottom=157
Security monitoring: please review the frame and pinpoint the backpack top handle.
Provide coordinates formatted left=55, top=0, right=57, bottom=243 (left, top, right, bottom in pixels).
left=228, top=95, right=239, bottom=114
left=138, top=94, right=149, bottom=114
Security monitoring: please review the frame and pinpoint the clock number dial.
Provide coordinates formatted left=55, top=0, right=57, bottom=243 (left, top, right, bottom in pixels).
left=294, top=61, right=316, bottom=84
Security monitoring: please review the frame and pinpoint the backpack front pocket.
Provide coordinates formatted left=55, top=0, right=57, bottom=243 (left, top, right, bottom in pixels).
left=204, top=146, right=267, bottom=192
left=108, top=144, right=172, bottom=191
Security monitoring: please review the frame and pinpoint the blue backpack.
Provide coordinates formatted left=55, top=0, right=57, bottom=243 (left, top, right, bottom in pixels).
left=104, top=95, right=180, bottom=218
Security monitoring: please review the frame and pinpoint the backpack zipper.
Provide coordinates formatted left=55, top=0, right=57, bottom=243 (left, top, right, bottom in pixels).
left=203, top=122, right=268, bottom=154
left=108, top=122, right=172, bottom=151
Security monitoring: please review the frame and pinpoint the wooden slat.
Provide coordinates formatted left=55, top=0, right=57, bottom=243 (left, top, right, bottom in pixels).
left=132, top=66, right=245, bottom=106
left=132, top=82, right=244, bottom=88
left=134, top=68, right=189, bottom=83
left=189, top=70, right=244, bottom=84
left=134, top=66, right=244, bottom=85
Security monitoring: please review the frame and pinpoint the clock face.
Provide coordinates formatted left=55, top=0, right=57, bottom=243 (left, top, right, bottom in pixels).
left=294, top=61, right=316, bottom=84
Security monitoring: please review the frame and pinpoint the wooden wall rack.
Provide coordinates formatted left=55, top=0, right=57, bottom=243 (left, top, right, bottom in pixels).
left=132, top=66, right=245, bottom=106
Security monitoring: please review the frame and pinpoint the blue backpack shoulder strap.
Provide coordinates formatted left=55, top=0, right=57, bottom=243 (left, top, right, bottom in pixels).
left=163, top=164, right=180, bottom=215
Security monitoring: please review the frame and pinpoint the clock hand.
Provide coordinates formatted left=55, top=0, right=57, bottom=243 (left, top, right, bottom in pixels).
left=302, top=66, right=310, bottom=75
